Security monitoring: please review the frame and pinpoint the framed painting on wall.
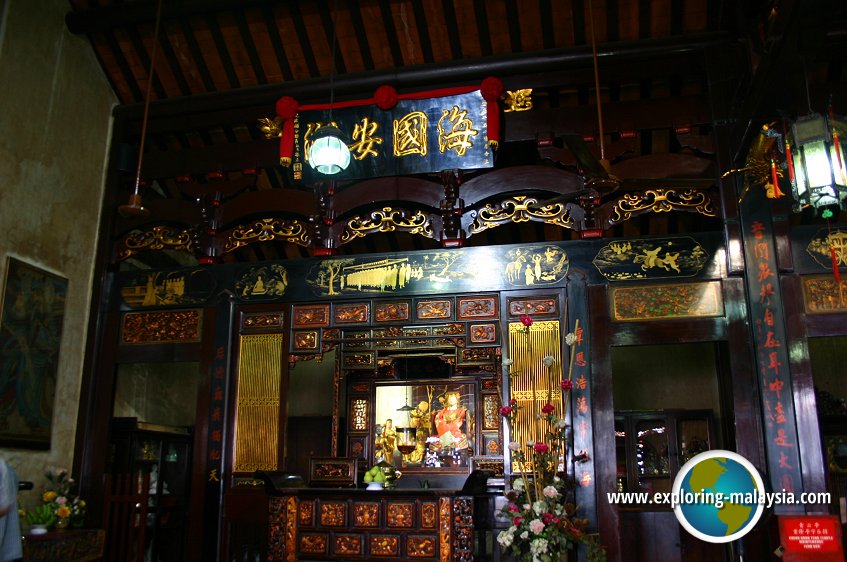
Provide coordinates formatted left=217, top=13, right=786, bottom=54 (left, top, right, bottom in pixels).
left=0, top=257, right=68, bottom=449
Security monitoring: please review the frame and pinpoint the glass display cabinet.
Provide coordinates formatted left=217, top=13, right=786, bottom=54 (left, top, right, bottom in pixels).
left=109, top=417, right=193, bottom=562
left=615, top=409, right=715, bottom=498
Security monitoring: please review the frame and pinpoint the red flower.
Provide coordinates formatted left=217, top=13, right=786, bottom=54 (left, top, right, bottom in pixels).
left=541, top=403, right=555, bottom=414
left=509, top=398, right=517, bottom=406
left=533, top=442, right=549, bottom=454
left=508, top=504, right=520, bottom=512
left=500, top=406, right=513, bottom=416
left=513, top=516, right=523, bottom=526
left=561, top=379, right=573, bottom=391
left=519, top=314, right=533, bottom=327
left=543, top=512, right=554, bottom=524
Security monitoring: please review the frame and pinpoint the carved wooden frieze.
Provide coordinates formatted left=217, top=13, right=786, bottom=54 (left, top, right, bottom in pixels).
left=292, top=330, right=319, bottom=351
left=611, top=281, right=723, bottom=321
left=115, top=226, right=193, bottom=263
left=469, top=323, right=497, bottom=344
left=349, top=398, right=369, bottom=432
left=121, top=309, right=202, bottom=344
left=241, top=312, right=283, bottom=330
left=438, top=497, right=452, bottom=562
left=369, top=535, right=400, bottom=557
left=482, top=394, right=501, bottom=430
left=457, top=295, right=498, bottom=319
left=334, top=303, right=370, bottom=324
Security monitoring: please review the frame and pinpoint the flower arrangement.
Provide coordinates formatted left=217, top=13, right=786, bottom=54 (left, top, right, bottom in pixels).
left=24, top=467, right=87, bottom=529
left=497, top=318, right=606, bottom=562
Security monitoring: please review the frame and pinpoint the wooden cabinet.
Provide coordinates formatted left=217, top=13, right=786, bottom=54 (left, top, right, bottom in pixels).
left=615, top=409, right=716, bottom=498
left=108, top=418, right=193, bottom=562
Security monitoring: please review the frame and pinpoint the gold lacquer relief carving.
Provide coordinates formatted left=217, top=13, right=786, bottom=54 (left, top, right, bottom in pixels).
left=394, top=111, right=429, bottom=156
left=386, top=503, right=414, bottom=528
left=353, top=503, right=379, bottom=527
left=121, top=310, right=202, bottom=344
left=320, top=502, right=346, bottom=526
left=611, top=281, right=722, bottom=321
left=225, top=218, right=310, bottom=252
left=341, top=208, right=433, bottom=244
left=370, top=535, right=399, bottom=557
left=334, top=534, right=363, bottom=556
left=609, top=189, right=717, bottom=225
left=408, top=536, right=437, bottom=558
left=807, top=228, right=847, bottom=269
left=116, top=226, right=193, bottom=261
left=503, top=89, right=533, bottom=112
left=468, top=196, right=575, bottom=234
left=421, top=502, right=437, bottom=529
left=242, top=313, right=283, bottom=329
left=334, top=303, right=370, bottom=324
left=293, top=331, right=318, bottom=351
left=258, top=116, right=283, bottom=138
left=285, top=497, right=297, bottom=562
left=438, top=105, right=478, bottom=156
left=235, top=265, right=288, bottom=299
left=416, top=299, right=452, bottom=319
left=292, top=304, right=330, bottom=327
left=299, top=534, right=327, bottom=554
left=483, top=394, right=501, bottom=430
left=299, top=501, right=314, bottom=526
left=350, top=117, right=384, bottom=160
left=375, top=301, right=411, bottom=322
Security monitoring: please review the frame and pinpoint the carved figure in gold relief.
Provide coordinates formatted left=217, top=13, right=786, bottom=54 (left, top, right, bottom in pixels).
left=375, top=418, right=397, bottom=464
left=503, top=89, right=533, bottom=112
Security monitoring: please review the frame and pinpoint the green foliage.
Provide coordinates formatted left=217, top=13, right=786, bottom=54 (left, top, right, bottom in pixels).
left=25, top=504, right=56, bottom=526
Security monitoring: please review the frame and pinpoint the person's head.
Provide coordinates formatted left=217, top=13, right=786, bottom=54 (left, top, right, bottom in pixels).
left=385, top=418, right=393, bottom=427
left=446, top=392, right=460, bottom=407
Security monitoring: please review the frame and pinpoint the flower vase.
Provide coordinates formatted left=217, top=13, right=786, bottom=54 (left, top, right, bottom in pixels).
left=55, top=517, right=70, bottom=530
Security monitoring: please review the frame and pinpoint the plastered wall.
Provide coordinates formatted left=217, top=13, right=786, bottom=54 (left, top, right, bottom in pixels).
left=0, top=0, right=115, bottom=501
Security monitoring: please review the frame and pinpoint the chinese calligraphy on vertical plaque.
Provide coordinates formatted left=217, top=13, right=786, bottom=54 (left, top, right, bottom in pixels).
left=741, top=199, right=804, bottom=512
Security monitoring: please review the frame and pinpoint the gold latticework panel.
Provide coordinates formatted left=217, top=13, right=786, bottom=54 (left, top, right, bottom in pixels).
left=234, top=333, right=282, bottom=472
left=507, top=321, right=562, bottom=470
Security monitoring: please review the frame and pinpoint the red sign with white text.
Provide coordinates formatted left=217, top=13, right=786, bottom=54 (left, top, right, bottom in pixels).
left=779, top=515, right=844, bottom=561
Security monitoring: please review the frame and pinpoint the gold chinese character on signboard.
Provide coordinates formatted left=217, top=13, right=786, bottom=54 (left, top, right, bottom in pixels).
left=438, top=105, right=478, bottom=156
left=393, top=111, right=429, bottom=156
left=503, top=89, right=533, bottom=112
left=350, top=117, right=383, bottom=160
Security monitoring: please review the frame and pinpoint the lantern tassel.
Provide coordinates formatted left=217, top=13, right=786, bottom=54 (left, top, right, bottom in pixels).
left=769, top=160, right=785, bottom=198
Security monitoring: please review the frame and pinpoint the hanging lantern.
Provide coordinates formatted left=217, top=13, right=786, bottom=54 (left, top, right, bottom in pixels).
left=307, top=124, right=351, bottom=175
left=786, top=112, right=847, bottom=214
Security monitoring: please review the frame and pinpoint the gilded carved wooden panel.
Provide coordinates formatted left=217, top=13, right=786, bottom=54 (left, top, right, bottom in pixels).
left=353, top=502, right=380, bottom=527
left=407, top=535, right=438, bottom=558
left=802, top=275, right=847, bottom=313
left=611, top=281, right=722, bottom=321
left=369, top=535, right=399, bottom=557
left=349, top=398, right=369, bottom=432
left=292, top=304, right=330, bottom=327
left=298, top=501, right=313, bottom=526
left=299, top=533, right=327, bottom=554
left=420, top=502, right=437, bottom=529
left=375, top=301, right=411, bottom=322
left=320, top=502, right=346, bottom=527
left=334, top=534, right=363, bottom=556
left=121, top=309, right=202, bottom=344
left=386, top=502, right=414, bottom=528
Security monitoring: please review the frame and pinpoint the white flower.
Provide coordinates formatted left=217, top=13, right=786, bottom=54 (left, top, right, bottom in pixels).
left=530, top=537, right=549, bottom=556
left=553, top=476, right=561, bottom=483
left=565, top=332, right=577, bottom=346
left=513, top=479, right=525, bottom=491
left=555, top=418, right=567, bottom=429
left=508, top=441, right=521, bottom=451
left=532, top=501, right=547, bottom=515
left=527, top=440, right=535, bottom=447
left=502, top=358, right=513, bottom=366
left=543, top=485, right=559, bottom=498
left=520, top=530, right=529, bottom=540
left=542, top=355, right=555, bottom=367
left=497, top=528, right=515, bottom=547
